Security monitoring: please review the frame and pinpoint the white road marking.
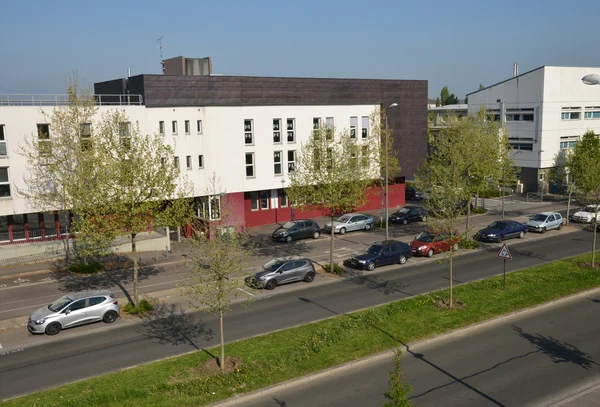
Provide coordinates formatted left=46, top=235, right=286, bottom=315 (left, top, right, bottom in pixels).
left=408, top=259, right=418, bottom=263
left=237, top=287, right=255, bottom=297
left=0, top=284, right=6, bottom=288
left=0, top=343, right=3, bottom=349
left=13, top=278, right=30, bottom=284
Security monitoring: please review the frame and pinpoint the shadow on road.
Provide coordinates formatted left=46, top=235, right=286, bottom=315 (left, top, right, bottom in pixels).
left=342, top=269, right=414, bottom=296
left=512, top=325, right=600, bottom=370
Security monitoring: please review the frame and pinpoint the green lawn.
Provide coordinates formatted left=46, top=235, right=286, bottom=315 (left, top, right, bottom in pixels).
left=7, top=253, right=600, bottom=407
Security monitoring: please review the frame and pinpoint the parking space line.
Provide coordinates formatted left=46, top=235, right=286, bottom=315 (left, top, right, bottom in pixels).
left=237, top=287, right=255, bottom=297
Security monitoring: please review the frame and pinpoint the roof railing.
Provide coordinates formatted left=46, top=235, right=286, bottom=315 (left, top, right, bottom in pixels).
left=0, top=94, right=143, bottom=106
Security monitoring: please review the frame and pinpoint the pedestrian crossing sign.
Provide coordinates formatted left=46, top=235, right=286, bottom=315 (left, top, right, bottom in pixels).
left=497, top=243, right=512, bottom=260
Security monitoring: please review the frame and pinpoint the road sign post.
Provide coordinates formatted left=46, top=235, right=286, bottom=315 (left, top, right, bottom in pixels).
left=497, top=243, right=512, bottom=290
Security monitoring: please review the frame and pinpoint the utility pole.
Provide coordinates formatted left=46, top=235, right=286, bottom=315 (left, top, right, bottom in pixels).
left=157, top=35, right=165, bottom=73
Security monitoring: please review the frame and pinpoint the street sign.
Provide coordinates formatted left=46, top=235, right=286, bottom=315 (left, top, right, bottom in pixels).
left=497, top=243, right=512, bottom=260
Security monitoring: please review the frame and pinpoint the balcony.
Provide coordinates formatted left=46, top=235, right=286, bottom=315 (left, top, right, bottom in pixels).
left=0, top=93, right=143, bottom=106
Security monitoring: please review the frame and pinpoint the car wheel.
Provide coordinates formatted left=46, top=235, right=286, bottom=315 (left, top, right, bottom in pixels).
left=103, top=310, right=118, bottom=323
left=265, top=279, right=277, bottom=290
left=285, top=235, right=293, bottom=243
left=313, top=231, right=321, bottom=239
left=304, top=272, right=315, bottom=283
left=452, top=243, right=459, bottom=251
left=339, top=227, right=346, bottom=235
left=398, top=255, right=407, bottom=265
left=367, top=262, right=375, bottom=271
left=427, top=249, right=434, bottom=258
left=541, top=227, right=547, bottom=234
left=498, top=235, right=504, bottom=243
left=364, top=223, right=372, bottom=231
left=422, top=216, right=427, bottom=222
left=402, top=219, right=408, bottom=225
left=558, top=223, right=562, bottom=230
left=518, top=231, right=525, bottom=239
left=45, top=322, right=61, bottom=336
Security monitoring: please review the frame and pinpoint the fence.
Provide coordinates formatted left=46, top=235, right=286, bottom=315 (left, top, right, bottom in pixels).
left=0, top=94, right=143, bottom=106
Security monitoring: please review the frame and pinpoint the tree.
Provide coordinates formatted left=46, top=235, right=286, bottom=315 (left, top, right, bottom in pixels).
left=440, top=86, right=459, bottom=105
left=181, top=174, right=253, bottom=372
left=370, top=107, right=402, bottom=225
left=435, top=97, right=441, bottom=107
left=549, top=151, right=579, bottom=226
left=86, top=109, right=194, bottom=307
left=287, top=124, right=376, bottom=274
left=565, top=130, right=600, bottom=267
left=382, top=349, right=412, bottom=407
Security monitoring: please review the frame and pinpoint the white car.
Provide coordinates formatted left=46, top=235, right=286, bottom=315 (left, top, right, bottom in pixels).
left=323, top=213, right=374, bottom=234
left=571, top=205, right=600, bottom=223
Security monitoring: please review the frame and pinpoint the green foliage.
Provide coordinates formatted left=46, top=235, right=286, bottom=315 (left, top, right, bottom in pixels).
left=459, top=238, right=480, bottom=249
left=382, top=349, right=413, bottom=407
left=67, top=261, right=102, bottom=274
left=435, top=97, right=441, bottom=107
left=322, top=263, right=345, bottom=275
left=440, top=86, right=459, bottom=105
left=122, top=299, right=153, bottom=315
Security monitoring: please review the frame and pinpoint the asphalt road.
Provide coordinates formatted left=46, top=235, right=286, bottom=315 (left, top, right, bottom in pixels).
left=0, top=228, right=595, bottom=401
left=241, top=291, right=600, bottom=407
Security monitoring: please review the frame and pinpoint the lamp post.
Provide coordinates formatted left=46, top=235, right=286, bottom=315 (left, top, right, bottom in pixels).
left=385, top=102, right=398, bottom=242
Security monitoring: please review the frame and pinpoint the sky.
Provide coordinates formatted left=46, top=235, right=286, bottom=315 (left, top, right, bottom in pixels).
left=2, top=0, right=600, bottom=99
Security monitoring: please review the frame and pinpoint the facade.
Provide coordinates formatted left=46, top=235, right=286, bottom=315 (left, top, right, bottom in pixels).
left=0, top=72, right=427, bottom=244
left=467, top=66, right=600, bottom=193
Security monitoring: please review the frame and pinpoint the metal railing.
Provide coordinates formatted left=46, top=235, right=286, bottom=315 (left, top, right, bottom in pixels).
left=0, top=94, right=143, bottom=106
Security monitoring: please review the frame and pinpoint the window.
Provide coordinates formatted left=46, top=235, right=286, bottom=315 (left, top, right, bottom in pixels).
left=506, top=114, right=534, bottom=121
left=279, top=189, right=288, bottom=207
left=89, top=297, right=106, bottom=307
left=585, top=111, right=600, bottom=119
left=274, top=151, right=282, bottom=175
left=186, top=155, right=192, bottom=169
left=80, top=123, right=92, bottom=150
left=260, top=190, right=269, bottom=209
left=159, top=121, right=165, bottom=135
left=510, top=143, right=533, bottom=151
left=250, top=191, right=259, bottom=211
left=210, top=196, right=220, bottom=220
left=245, top=153, right=255, bottom=177
left=0, top=167, right=10, bottom=197
left=161, top=157, right=166, bottom=167
left=287, top=150, right=296, bottom=173
left=287, top=118, right=295, bottom=142
left=361, top=116, right=369, bottom=138
left=273, top=119, right=282, bottom=143
left=174, top=156, right=180, bottom=168
left=244, top=119, right=253, bottom=145
left=350, top=116, right=358, bottom=138
left=313, top=117, right=321, bottom=129
left=561, top=110, right=581, bottom=120
left=184, top=120, right=190, bottom=134
left=560, top=140, right=578, bottom=149
left=119, top=122, right=131, bottom=148
left=67, top=299, right=86, bottom=312
left=325, top=117, right=334, bottom=140
left=197, top=120, right=203, bottom=134
left=198, top=155, right=204, bottom=168
left=0, top=125, right=5, bottom=156
left=37, top=124, right=51, bottom=156
left=172, top=120, right=178, bottom=134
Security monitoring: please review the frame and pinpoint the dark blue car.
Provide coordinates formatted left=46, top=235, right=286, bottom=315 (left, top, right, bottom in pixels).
left=475, top=220, right=528, bottom=243
left=345, top=240, right=412, bottom=271
left=389, top=206, right=427, bottom=225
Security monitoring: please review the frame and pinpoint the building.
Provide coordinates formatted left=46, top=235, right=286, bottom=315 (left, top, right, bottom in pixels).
left=467, top=66, right=600, bottom=193
left=0, top=62, right=427, bottom=244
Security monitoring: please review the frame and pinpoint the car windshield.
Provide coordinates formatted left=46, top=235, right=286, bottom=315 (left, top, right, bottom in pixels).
left=263, top=259, right=284, bottom=271
left=530, top=214, right=548, bottom=222
left=584, top=206, right=598, bottom=213
left=365, top=245, right=383, bottom=255
left=397, top=208, right=410, bottom=215
left=336, top=215, right=351, bottom=223
left=416, top=232, right=435, bottom=242
left=48, top=295, right=72, bottom=312
left=282, top=222, right=296, bottom=229
left=488, top=221, right=507, bottom=230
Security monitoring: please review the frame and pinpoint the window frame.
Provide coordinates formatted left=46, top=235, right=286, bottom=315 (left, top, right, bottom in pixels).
left=0, top=167, right=10, bottom=197
left=184, top=120, right=191, bottom=135
left=273, top=118, right=282, bottom=144
left=197, top=120, right=203, bottom=134
left=287, top=118, right=295, bottom=143
left=245, top=152, right=255, bottom=178
left=260, top=190, right=269, bottom=210
left=279, top=189, right=288, bottom=207
left=173, top=156, right=180, bottom=169
left=274, top=150, right=282, bottom=175
left=244, top=119, right=254, bottom=145
left=350, top=116, right=358, bottom=138
left=250, top=191, right=259, bottom=211
left=159, top=121, right=165, bottom=135
left=172, top=120, right=178, bottom=135
left=186, top=155, right=192, bottom=170
left=287, top=150, right=296, bottom=173
left=198, top=155, right=204, bottom=169
left=0, top=125, right=6, bottom=157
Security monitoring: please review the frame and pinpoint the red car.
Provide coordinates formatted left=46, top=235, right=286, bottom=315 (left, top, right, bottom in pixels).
left=409, top=230, right=459, bottom=258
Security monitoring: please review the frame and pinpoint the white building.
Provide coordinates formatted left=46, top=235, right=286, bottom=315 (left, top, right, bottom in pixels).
left=467, top=66, right=600, bottom=193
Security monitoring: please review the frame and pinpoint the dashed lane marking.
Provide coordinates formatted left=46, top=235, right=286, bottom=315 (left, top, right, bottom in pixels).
left=13, top=278, right=30, bottom=284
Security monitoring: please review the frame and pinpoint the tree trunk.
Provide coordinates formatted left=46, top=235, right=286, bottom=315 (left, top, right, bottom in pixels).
left=566, top=191, right=572, bottom=226
left=593, top=208, right=598, bottom=269
left=132, top=232, right=139, bottom=307
left=465, top=196, right=471, bottom=231
left=219, top=308, right=225, bottom=372
left=449, top=251, right=453, bottom=308
left=329, top=214, right=335, bottom=274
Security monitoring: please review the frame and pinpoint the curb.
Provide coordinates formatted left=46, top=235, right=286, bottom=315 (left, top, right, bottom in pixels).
left=208, top=285, right=600, bottom=407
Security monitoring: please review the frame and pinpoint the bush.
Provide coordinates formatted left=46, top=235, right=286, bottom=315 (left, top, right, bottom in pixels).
left=459, top=238, right=480, bottom=250
left=122, top=299, right=154, bottom=315
left=322, top=263, right=345, bottom=275
left=472, top=207, right=486, bottom=214
left=68, top=261, right=102, bottom=274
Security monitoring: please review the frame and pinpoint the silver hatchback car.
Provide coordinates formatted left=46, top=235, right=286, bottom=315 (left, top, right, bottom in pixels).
left=245, top=257, right=316, bottom=290
left=28, top=290, right=120, bottom=335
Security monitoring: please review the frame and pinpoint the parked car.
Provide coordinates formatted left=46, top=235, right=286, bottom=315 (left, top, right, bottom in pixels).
left=323, top=213, right=374, bottom=234
left=405, top=185, right=423, bottom=201
left=345, top=240, right=412, bottom=271
left=409, top=230, right=459, bottom=258
left=474, top=220, right=528, bottom=242
left=272, top=219, right=321, bottom=243
left=28, top=291, right=120, bottom=336
left=389, top=206, right=427, bottom=225
left=571, top=205, right=600, bottom=223
left=245, top=257, right=316, bottom=290
left=527, top=212, right=563, bottom=233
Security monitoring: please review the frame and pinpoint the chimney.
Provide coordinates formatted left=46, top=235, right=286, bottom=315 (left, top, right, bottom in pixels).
left=128, top=68, right=131, bottom=78
left=513, top=62, right=519, bottom=77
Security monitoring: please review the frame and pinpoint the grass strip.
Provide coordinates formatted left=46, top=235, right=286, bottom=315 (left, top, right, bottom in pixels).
left=8, top=253, right=600, bottom=407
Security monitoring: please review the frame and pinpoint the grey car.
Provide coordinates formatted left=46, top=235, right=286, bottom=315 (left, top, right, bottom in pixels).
left=527, top=211, right=563, bottom=233
left=245, top=257, right=316, bottom=290
left=323, top=213, right=374, bottom=234
left=28, top=290, right=120, bottom=335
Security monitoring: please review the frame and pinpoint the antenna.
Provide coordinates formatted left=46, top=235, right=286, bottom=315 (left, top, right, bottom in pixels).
left=157, top=35, right=165, bottom=73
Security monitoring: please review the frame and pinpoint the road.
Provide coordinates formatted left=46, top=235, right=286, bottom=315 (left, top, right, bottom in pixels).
left=240, top=290, right=600, bottom=407
left=0, top=228, right=595, bottom=401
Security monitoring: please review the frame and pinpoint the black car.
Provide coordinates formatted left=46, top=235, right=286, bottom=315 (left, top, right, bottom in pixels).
left=272, top=220, right=321, bottom=243
left=405, top=185, right=423, bottom=201
left=474, top=220, right=528, bottom=243
left=345, top=240, right=412, bottom=271
left=389, top=206, right=427, bottom=225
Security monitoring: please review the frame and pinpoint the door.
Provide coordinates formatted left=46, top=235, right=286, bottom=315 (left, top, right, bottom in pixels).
left=434, top=232, right=451, bottom=253
left=299, top=222, right=312, bottom=239
left=278, top=261, right=297, bottom=284
left=508, top=221, right=521, bottom=238
left=61, top=299, right=88, bottom=328
left=408, top=209, right=419, bottom=222
left=292, top=260, right=309, bottom=281
left=347, top=216, right=359, bottom=231
left=554, top=214, right=563, bottom=228
left=87, top=296, right=107, bottom=322
left=379, top=246, right=393, bottom=266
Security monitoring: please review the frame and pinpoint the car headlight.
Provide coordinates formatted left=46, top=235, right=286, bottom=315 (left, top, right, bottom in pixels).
left=418, top=245, right=427, bottom=251
left=34, top=318, right=46, bottom=325
left=358, top=259, right=366, bottom=264
left=258, top=275, right=267, bottom=281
